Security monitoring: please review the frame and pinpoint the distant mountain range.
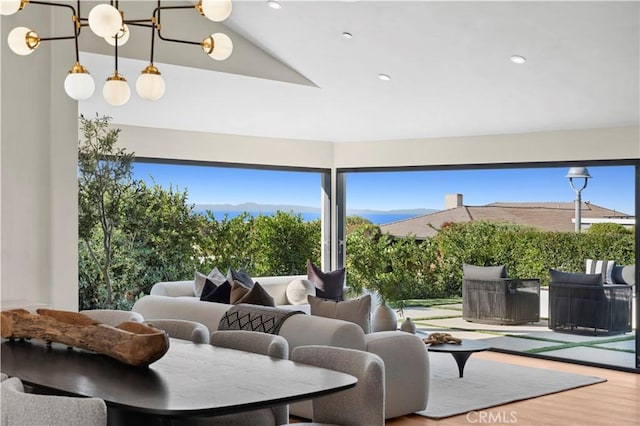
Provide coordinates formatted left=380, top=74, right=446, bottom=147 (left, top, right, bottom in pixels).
left=194, top=202, right=437, bottom=216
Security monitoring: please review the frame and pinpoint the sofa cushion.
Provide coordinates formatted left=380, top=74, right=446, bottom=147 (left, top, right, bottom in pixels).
left=613, top=265, right=635, bottom=285
left=200, top=279, right=232, bottom=303
left=227, top=268, right=254, bottom=289
left=308, top=294, right=371, bottom=334
left=236, top=281, right=276, bottom=307
left=230, top=280, right=250, bottom=304
left=194, top=267, right=227, bottom=297
left=549, top=269, right=603, bottom=286
left=462, top=264, right=507, bottom=280
left=286, top=278, right=316, bottom=305
left=585, top=259, right=616, bottom=284
left=307, top=260, right=345, bottom=301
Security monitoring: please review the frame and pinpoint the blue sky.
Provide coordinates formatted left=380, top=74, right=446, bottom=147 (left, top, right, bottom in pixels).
left=132, top=163, right=636, bottom=215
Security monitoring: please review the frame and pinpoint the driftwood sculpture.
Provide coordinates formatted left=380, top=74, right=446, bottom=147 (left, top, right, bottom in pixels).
left=0, top=309, right=169, bottom=367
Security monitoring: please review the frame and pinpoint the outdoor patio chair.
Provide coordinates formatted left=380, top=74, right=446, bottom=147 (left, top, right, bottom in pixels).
left=548, top=269, right=633, bottom=335
left=0, top=376, right=107, bottom=426
left=462, top=264, right=540, bottom=325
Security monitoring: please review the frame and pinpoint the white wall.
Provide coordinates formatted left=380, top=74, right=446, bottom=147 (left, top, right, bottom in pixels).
left=333, top=126, right=640, bottom=169
left=1, top=6, right=78, bottom=310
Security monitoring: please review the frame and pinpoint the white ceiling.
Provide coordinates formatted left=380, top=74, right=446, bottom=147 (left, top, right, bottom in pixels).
left=79, top=1, right=640, bottom=143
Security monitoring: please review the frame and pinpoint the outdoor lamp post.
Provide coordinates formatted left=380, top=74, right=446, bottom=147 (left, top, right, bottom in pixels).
left=566, top=167, right=591, bottom=233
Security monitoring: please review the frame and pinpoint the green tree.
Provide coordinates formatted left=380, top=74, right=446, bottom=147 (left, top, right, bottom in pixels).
left=252, top=211, right=320, bottom=276
left=78, top=115, right=136, bottom=309
left=586, top=222, right=632, bottom=235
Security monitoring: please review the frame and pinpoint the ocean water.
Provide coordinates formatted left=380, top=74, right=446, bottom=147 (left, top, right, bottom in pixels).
left=194, top=210, right=418, bottom=225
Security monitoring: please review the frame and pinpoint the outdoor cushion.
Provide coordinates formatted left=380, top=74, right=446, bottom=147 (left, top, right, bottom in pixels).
left=549, top=269, right=603, bottom=285
left=462, top=264, right=507, bottom=280
left=585, top=259, right=616, bottom=284
left=613, top=265, right=635, bottom=285
left=226, top=268, right=254, bottom=289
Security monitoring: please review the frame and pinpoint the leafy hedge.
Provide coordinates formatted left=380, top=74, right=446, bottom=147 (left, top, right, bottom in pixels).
left=345, top=220, right=635, bottom=302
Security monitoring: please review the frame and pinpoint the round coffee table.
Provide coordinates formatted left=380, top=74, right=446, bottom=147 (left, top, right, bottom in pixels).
left=426, top=340, right=490, bottom=378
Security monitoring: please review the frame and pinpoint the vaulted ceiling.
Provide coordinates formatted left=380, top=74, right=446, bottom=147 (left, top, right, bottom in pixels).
left=78, top=1, right=640, bottom=143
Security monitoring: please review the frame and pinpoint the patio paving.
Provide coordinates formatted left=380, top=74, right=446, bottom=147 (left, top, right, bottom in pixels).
left=403, top=303, right=637, bottom=369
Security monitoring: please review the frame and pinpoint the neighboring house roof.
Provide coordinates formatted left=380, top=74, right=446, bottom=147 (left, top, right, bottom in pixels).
left=379, top=201, right=633, bottom=239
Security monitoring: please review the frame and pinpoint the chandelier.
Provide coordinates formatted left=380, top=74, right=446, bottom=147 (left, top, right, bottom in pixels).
left=1, top=0, right=234, bottom=106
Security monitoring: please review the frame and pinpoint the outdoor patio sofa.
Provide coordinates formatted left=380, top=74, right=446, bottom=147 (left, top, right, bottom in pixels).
left=462, top=264, right=540, bottom=325
left=548, top=264, right=635, bottom=335
left=133, top=275, right=430, bottom=420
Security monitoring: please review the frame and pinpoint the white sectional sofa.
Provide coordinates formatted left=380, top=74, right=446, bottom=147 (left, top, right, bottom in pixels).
left=133, top=275, right=430, bottom=420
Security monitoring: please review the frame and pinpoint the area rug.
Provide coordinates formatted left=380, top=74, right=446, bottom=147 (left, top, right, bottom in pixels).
left=416, top=352, right=606, bottom=419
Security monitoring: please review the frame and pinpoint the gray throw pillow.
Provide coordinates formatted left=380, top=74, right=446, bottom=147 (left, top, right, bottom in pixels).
left=549, top=269, right=603, bottom=286
left=236, top=281, right=275, bottom=307
left=226, top=268, right=254, bottom=289
left=307, top=260, right=345, bottom=301
left=308, top=294, right=371, bottom=334
left=194, top=267, right=226, bottom=297
left=462, top=264, right=507, bottom=280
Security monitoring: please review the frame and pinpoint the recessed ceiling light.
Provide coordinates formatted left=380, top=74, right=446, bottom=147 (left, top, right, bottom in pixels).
left=342, top=32, right=353, bottom=39
left=510, top=55, right=527, bottom=64
left=267, top=1, right=282, bottom=10
left=378, top=73, right=391, bottom=81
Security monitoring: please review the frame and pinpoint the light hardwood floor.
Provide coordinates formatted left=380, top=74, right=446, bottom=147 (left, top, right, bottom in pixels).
left=384, top=351, right=640, bottom=426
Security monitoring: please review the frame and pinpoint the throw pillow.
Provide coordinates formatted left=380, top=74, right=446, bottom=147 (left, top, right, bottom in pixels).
left=226, top=268, right=254, bottom=289
left=549, top=269, right=603, bottom=286
left=286, top=278, right=316, bottom=305
left=308, top=294, right=371, bottom=334
left=230, top=280, right=250, bottom=304
left=200, top=278, right=232, bottom=303
left=194, top=267, right=226, bottom=297
left=585, top=259, right=616, bottom=285
left=236, top=281, right=275, bottom=307
left=462, top=264, right=507, bottom=280
left=307, top=260, right=345, bottom=301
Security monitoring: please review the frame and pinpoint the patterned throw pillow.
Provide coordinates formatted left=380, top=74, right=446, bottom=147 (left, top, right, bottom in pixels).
left=585, top=259, right=616, bottom=285
left=306, top=260, right=345, bottom=301
left=308, top=294, right=371, bottom=334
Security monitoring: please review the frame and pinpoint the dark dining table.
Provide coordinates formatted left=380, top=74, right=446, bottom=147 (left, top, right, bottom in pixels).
left=0, top=337, right=357, bottom=422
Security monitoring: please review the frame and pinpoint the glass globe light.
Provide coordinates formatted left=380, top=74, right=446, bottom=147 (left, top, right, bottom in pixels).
left=200, top=0, right=232, bottom=22
left=64, top=63, right=95, bottom=101
left=104, top=24, right=130, bottom=47
left=0, top=0, right=23, bottom=15
left=7, top=27, right=39, bottom=55
left=88, top=4, right=122, bottom=38
left=202, top=33, right=233, bottom=60
left=103, top=72, right=131, bottom=106
left=136, top=65, right=166, bottom=101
